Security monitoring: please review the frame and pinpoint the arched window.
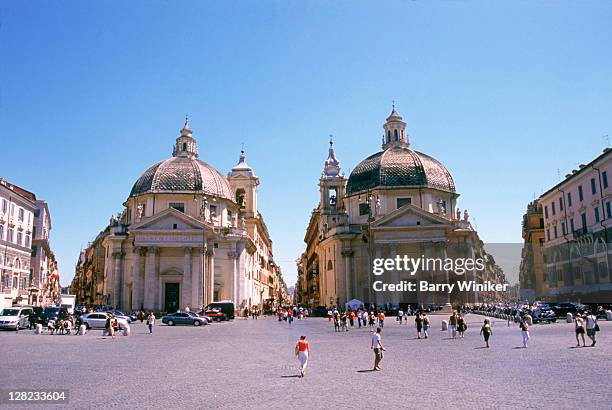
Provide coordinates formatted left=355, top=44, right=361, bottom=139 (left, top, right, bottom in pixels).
left=182, top=142, right=188, bottom=151
left=14, top=258, right=21, bottom=270
left=394, top=129, right=398, bottom=140
left=235, top=189, right=246, bottom=208
left=327, top=260, right=333, bottom=270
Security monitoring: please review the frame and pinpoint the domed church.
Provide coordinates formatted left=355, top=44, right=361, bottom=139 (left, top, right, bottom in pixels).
left=101, top=119, right=285, bottom=313
left=296, top=106, right=507, bottom=308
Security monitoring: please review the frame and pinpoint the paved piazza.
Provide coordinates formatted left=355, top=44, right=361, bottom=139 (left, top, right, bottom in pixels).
left=1, top=314, right=610, bottom=409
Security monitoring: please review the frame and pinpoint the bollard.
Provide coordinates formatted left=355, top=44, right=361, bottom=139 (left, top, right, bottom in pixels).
left=78, top=325, right=87, bottom=335
left=524, top=315, right=533, bottom=326
left=441, top=320, right=448, bottom=331
left=566, top=313, right=573, bottom=323
left=34, top=323, right=42, bottom=335
left=606, top=311, right=612, bottom=321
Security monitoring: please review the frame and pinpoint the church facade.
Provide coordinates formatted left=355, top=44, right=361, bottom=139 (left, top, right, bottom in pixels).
left=98, top=120, right=287, bottom=313
left=296, top=107, right=507, bottom=308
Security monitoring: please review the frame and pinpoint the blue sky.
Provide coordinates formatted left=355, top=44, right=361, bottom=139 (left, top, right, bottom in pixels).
left=1, top=1, right=610, bottom=286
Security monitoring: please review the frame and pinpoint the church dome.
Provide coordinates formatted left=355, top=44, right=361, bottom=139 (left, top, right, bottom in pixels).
left=346, top=145, right=456, bottom=195
left=129, top=119, right=235, bottom=201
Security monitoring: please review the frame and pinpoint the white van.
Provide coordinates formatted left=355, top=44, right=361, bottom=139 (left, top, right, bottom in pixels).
left=0, top=306, right=33, bottom=330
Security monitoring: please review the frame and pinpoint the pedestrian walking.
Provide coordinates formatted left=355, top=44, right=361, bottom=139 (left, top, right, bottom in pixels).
left=457, top=314, right=467, bottom=338
left=288, top=309, right=294, bottom=325
left=520, top=317, right=529, bottom=348
left=480, top=319, right=492, bottom=348
left=378, top=311, right=385, bottom=329
left=585, top=311, right=599, bottom=347
left=147, top=312, right=155, bottom=334
left=449, top=311, right=458, bottom=338
left=340, top=311, right=349, bottom=332
left=295, top=335, right=310, bottom=377
left=415, top=313, right=423, bottom=339
left=369, top=312, right=376, bottom=330
left=575, top=314, right=586, bottom=347
left=348, top=310, right=355, bottom=328
left=397, top=309, right=404, bottom=325
left=371, top=327, right=385, bottom=371
left=422, top=312, right=430, bottom=339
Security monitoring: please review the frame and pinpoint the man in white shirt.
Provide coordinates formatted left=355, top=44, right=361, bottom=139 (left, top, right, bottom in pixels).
left=397, top=310, right=404, bottom=325
left=585, top=312, right=598, bottom=346
left=370, top=327, right=385, bottom=371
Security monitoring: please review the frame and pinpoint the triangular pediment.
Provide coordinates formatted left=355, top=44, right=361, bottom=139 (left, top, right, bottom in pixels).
left=373, top=203, right=451, bottom=228
left=130, top=208, right=209, bottom=232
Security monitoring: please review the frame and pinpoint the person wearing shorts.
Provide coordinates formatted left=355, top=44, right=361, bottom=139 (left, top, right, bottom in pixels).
left=295, top=335, right=310, bottom=377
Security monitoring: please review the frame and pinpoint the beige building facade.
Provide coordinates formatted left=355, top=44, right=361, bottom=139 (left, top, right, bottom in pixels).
left=296, top=108, right=508, bottom=308
left=98, top=119, right=286, bottom=313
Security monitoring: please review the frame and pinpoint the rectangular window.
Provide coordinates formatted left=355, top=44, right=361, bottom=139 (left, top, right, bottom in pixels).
left=578, top=185, right=584, bottom=201
left=0, top=224, right=3, bottom=240
left=570, top=218, right=575, bottom=233
left=567, top=192, right=572, bottom=207
left=539, top=218, right=544, bottom=228
left=603, top=171, right=609, bottom=189
left=595, top=207, right=600, bottom=223
left=544, top=206, right=549, bottom=219
left=209, top=204, right=217, bottom=217
left=7, top=228, right=13, bottom=243
left=581, top=213, right=587, bottom=232
left=396, top=198, right=411, bottom=209
left=169, top=202, right=185, bottom=213
left=25, top=234, right=30, bottom=248
left=607, top=202, right=612, bottom=219
left=1, top=199, right=6, bottom=213
left=591, top=178, right=597, bottom=195
left=359, top=203, right=370, bottom=216
left=17, top=232, right=22, bottom=246
left=561, top=222, right=566, bottom=235
left=34, top=208, right=40, bottom=218
left=546, top=228, right=550, bottom=241
left=552, top=202, right=556, bottom=216
left=559, top=197, right=563, bottom=211
left=553, top=225, right=558, bottom=239
left=18, top=208, right=24, bottom=221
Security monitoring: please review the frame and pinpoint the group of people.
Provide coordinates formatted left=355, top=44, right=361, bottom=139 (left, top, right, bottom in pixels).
left=327, top=308, right=387, bottom=332
left=243, top=306, right=261, bottom=320
left=277, top=306, right=309, bottom=324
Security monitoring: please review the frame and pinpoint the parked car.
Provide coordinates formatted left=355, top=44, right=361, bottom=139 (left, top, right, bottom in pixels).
left=82, top=312, right=129, bottom=329
left=104, top=310, right=133, bottom=323
left=203, top=301, right=235, bottom=320
left=552, top=303, right=586, bottom=317
left=162, top=312, right=208, bottom=326
left=199, top=309, right=227, bottom=322
left=40, top=306, right=69, bottom=326
left=0, top=307, right=34, bottom=330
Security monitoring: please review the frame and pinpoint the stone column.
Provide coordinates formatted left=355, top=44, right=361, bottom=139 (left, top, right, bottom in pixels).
left=466, top=238, right=477, bottom=304
left=183, top=247, right=192, bottom=309
left=207, top=246, right=215, bottom=303
left=193, top=247, right=204, bottom=309
left=144, top=246, right=156, bottom=311
left=440, top=241, right=450, bottom=305
left=132, top=246, right=143, bottom=311
left=389, top=244, right=399, bottom=304
left=341, top=249, right=354, bottom=304
left=112, top=250, right=123, bottom=309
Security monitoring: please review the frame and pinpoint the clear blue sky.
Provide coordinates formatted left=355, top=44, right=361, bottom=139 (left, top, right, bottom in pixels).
left=1, top=1, right=610, bottom=286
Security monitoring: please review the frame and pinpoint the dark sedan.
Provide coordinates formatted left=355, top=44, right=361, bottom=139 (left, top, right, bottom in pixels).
left=162, top=312, right=208, bottom=326
left=198, top=309, right=227, bottom=322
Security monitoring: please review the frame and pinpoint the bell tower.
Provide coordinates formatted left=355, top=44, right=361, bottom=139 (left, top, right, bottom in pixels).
left=382, top=103, right=408, bottom=150
left=173, top=117, right=199, bottom=159
left=228, top=150, right=259, bottom=219
left=319, top=136, right=346, bottom=215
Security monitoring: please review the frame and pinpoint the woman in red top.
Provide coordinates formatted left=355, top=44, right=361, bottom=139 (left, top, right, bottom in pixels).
left=295, top=335, right=310, bottom=377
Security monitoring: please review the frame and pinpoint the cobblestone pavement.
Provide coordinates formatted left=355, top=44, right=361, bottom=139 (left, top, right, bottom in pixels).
left=1, top=314, right=610, bottom=409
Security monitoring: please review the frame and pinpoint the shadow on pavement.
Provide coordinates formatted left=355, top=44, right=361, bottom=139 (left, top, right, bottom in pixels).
left=357, top=370, right=375, bottom=373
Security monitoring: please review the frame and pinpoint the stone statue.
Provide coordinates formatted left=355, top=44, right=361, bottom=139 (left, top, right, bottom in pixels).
left=240, top=216, right=246, bottom=229
left=436, top=199, right=446, bottom=215
left=463, top=209, right=470, bottom=221
left=136, top=204, right=144, bottom=219
left=456, top=208, right=461, bottom=221
left=375, top=197, right=381, bottom=214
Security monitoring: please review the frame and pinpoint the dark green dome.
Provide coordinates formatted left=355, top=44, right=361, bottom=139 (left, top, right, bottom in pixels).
left=347, top=146, right=455, bottom=195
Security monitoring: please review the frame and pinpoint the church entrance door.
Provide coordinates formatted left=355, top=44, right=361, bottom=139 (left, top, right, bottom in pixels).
left=164, top=282, right=180, bottom=312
